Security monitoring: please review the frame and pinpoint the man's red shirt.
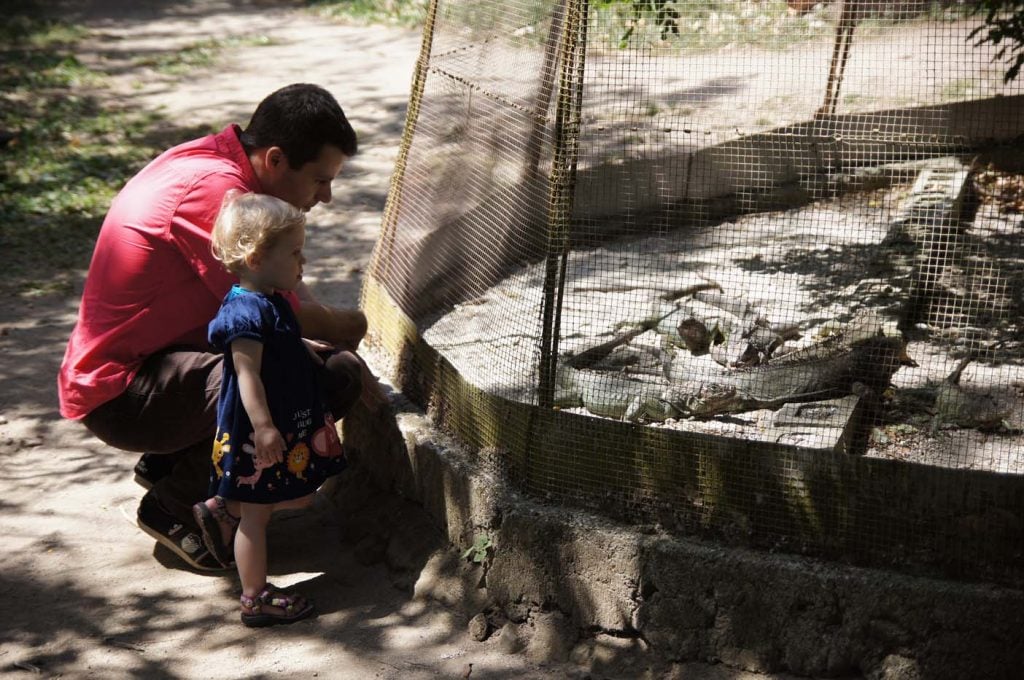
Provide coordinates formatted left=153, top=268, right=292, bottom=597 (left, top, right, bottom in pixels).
left=59, top=125, right=272, bottom=419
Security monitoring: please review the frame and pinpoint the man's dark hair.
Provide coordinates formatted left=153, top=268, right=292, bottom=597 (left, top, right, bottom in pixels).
left=240, top=83, right=357, bottom=168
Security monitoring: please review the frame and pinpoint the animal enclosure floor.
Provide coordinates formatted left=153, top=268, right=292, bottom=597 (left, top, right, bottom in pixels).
left=423, top=179, right=1024, bottom=474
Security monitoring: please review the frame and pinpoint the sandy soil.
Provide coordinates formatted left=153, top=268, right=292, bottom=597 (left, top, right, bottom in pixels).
left=1, top=1, right=1015, bottom=678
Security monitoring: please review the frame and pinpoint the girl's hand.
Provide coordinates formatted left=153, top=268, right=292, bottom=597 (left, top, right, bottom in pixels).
left=252, top=426, right=286, bottom=468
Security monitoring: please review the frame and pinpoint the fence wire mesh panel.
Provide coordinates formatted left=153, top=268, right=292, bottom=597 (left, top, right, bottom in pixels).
left=365, top=0, right=1024, bottom=586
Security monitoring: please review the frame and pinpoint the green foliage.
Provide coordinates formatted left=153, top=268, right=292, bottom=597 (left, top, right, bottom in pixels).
left=0, top=12, right=163, bottom=296
left=0, top=9, right=87, bottom=49
left=595, top=0, right=682, bottom=46
left=133, top=35, right=279, bottom=75
left=461, top=534, right=494, bottom=564
left=306, top=0, right=429, bottom=29
left=589, top=0, right=831, bottom=51
left=588, top=0, right=977, bottom=52
left=968, top=0, right=1024, bottom=82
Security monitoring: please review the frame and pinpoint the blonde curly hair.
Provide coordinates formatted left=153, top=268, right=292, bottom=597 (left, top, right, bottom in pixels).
left=210, top=190, right=306, bottom=274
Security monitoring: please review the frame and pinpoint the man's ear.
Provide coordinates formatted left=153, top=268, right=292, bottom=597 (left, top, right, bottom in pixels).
left=266, top=146, right=286, bottom=171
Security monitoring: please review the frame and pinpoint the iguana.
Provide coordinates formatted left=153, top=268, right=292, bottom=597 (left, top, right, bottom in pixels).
left=557, top=311, right=916, bottom=422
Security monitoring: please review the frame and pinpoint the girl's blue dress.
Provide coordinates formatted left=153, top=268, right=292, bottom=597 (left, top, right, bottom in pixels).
left=207, top=285, right=346, bottom=503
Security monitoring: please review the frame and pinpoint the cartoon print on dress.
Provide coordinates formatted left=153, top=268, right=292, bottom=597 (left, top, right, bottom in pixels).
left=211, top=431, right=230, bottom=479
left=287, top=442, right=311, bottom=480
left=311, top=413, right=344, bottom=458
left=235, top=433, right=273, bottom=490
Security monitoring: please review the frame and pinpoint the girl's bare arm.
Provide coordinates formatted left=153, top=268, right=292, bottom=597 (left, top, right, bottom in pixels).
left=232, top=338, right=285, bottom=466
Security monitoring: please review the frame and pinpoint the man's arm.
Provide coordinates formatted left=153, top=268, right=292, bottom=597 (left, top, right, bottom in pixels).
left=294, top=280, right=317, bottom=304
left=295, top=302, right=368, bottom=350
left=294, top=299, right=386, bottom=413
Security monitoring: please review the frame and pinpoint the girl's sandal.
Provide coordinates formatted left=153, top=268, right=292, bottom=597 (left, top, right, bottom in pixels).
left=192, top=496, right=239, bottom=568
left=240, top=583, right=315, bottom=628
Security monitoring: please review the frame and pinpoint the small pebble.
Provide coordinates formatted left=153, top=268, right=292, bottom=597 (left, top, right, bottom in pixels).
left=468, top=613, right=489, bottom=642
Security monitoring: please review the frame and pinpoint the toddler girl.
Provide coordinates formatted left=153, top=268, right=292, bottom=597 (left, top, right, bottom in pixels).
left=194, top=191, right=347, bottom=627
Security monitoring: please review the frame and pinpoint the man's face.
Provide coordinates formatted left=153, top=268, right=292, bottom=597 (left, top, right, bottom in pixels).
left=265, top=145, right=346, bottom=212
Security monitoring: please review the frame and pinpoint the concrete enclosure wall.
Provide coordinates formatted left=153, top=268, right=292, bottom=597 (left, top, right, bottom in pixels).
left=337, top=392, right=1024, bottom=679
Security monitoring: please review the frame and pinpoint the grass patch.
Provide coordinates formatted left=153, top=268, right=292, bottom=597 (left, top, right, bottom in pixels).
left=0, top=8, right=164, bottom=297
left=133, top=35, right=280, bottom=76
left=590, top=0, right=832, bottom=51
left=306, top=0, right=430, bottom=29
left=591, top=0, right=972, bottom=52
left=305, top=0, right=971, bottom=54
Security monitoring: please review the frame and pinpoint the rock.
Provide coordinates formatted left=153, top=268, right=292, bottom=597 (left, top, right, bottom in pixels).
left=871, top=653, right=922, bottom=680
left=504, top=600, right=530, bottom=624
left=468, top=613, right=490, bottom=641
left=413, top=549, right=490, bottom=614
left=525, top=610, right=574, bottom=663
left=497, top=622, right=525, bottom=654
left=385, top=510, right=442, bottom=572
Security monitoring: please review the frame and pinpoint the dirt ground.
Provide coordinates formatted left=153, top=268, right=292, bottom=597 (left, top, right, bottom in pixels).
left=0, top=2, right=1016, bottom=678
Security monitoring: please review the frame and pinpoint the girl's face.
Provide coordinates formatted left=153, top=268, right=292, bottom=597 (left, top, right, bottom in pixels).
left=246, top=224, right=306, bottom=293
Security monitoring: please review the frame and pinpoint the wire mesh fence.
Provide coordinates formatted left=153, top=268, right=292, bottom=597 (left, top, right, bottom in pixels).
left=365, top=0, right=1024, bottom=586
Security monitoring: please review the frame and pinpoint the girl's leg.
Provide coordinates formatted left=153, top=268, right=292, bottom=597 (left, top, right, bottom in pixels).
left=235, top=502, right=273, bottom=599
left=235, top=499, right=315, bottom=626
left=229, top=494, right=313, bottom=582
left=198, top=496, right=240, bottom=547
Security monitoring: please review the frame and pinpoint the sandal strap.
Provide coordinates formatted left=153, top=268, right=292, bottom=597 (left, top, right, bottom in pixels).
left=240, top=592, right=261, bottom=614
left=212, top=496, right=240, bottom=527
left=256, top=583, right=306, bottom=615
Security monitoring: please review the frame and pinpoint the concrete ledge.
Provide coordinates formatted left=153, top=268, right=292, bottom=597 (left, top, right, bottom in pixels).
left=337, top=390, right=1024, bottom=680
left=361, top=278, right=1024, bottom=587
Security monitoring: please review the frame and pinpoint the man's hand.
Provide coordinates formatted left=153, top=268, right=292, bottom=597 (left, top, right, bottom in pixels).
left=303, top=338, right=335, bottom=360
left=294, top=279, right=318, bottom=304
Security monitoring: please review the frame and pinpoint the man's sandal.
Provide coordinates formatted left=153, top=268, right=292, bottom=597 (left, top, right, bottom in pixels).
left=138, top=492, right=226, bottom=571
left=240, top=584, right=315, bottom=628
left=192, top=497, right=239, bottom=568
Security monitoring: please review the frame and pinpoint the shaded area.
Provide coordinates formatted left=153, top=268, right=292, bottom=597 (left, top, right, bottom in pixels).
left=341, top=349, right=1024, bottom=679
left=0, top=1, right=237, bottom=298
left=0, top=507, right=477, bottom=679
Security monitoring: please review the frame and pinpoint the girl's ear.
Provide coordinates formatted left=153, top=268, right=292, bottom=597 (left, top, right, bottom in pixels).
left=244, top=250, right=262, bottom=271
